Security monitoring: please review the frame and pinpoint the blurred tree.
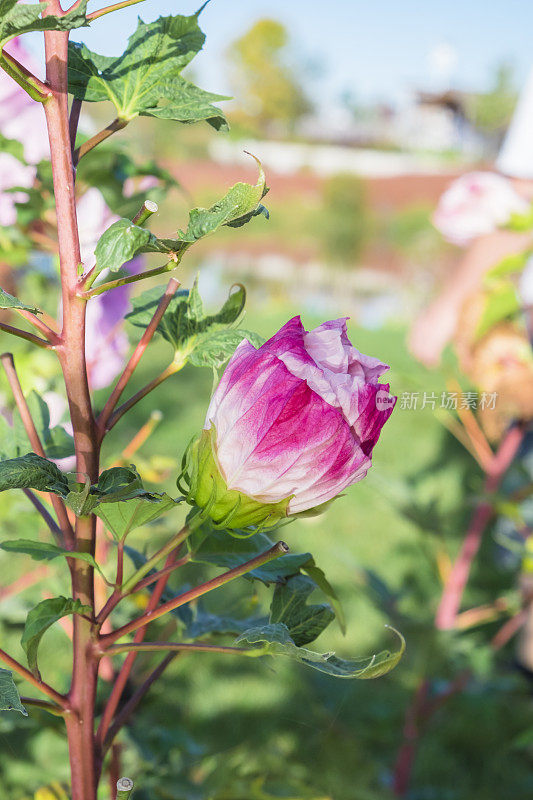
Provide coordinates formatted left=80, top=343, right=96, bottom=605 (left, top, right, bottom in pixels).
left=319, top=174, right=371, bottom=266
left=227, top=19, right=313, bottom=136
left=469, top=63, right=517, bottom=144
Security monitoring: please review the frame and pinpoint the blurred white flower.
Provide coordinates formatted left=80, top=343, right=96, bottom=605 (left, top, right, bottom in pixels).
left=433, top=172, right=529, bottom=246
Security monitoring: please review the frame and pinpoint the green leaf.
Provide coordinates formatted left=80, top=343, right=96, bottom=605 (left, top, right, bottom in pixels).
left=21, top=597, right=90, bottom=678
left=68, top=11, right=227, bottom=128
left=94, top=493, right=179, bottom=541
left=94, top=218, right=158, bottom=272
left=0, top=539, right=104, bottom=577
left=0, top=0, right=88, bottom=47
left=0, top=453, right=69, bottom=496
left=235, top=622, right=405, bottom=679
left=186, top=605, right=266, bottom=640
left=301, top=556, right=346, bottom=635
left=270, top=575, right=335, bottom=647
left=188, top=328, right=264, bottom=370
left=127, top=280, right=263, bottom=368
left=64, top=465, right=163, bottom=516
left=484, top=251, right=531, bottom=284
left=476, top=281, right=521, bottom=340
left=188, top=524, right=312, bottom=584
left=0, top=414, right=30, bottom=459
left=94, top=162, right=267, bottom=273
left=0, top=669, right=26, bottom=715
left=0, top=286, right=40, bottom=314
left=0, top=132, right=24, bottom=161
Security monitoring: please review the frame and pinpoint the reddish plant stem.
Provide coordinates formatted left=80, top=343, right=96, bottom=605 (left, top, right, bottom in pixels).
left=392, top=680, right=429, bottom=796
left=130, top=554, right=191, bottom=594
left=16, top=308, right=61, bottom=343
left=105, top=362, right=181, bottom=433
left=0, top=322, right=51, bottom=348
left=96, top=278, right=180, bottom=439
left=87, top=0, right=146, bottom=21
left=73, top=118, right=128, bottom=167
left=95, top=546, right=184, bottom=751
left=393, top=424, right=526, bottom=797
left=435, top=424, right=525, bottom=630
left=69, top=97, right=82, bottom=155
left=103, top=653, right=177, bottom=752
left=1, top=352, right=74, bottom=547
left=0, top=647, right=68, bottom=708
left=101, top=542, right=289, bottom=647
left=23, top=489, right=63, bottom=539
left=43, top=17, right=100, bottom=800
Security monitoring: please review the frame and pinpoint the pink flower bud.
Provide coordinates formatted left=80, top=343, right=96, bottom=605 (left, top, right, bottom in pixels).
left=184, top=316, right=395, bottom=527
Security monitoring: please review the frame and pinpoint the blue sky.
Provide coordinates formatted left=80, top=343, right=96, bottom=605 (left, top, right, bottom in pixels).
left=70, top=0, right=531, bottom=106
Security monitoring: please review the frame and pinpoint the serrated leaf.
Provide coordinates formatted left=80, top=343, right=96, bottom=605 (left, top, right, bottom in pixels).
left=64, top=465, right=163, bottom=516
left=235, top=622, right=405, bottom=679
left=94, top=160, right=267, bottom=274
left=0, top=453, right=69, bottom=495
left=0, top=668, right=26, bottom=715
left=68, top=11, right=226, bottom=128
left=0, top=539, right=106, bottom=578
left=21, top=597, right=90, bottom=678
left=127, top=280, right=263, bottom=369
left=94, top=493, right=179, bottom=541
left=0, top=286, right=40, bottom=314
left=0, top=0, right=88, bottom=47
left=270, top=575, right=335, bottom=647
left=94, top=218, right=158, bottom=272
left=189, top=328, right=264, bottom=369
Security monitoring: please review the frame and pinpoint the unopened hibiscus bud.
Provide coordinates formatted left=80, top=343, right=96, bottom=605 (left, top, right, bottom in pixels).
left=181, top=316, right=395, bottom=528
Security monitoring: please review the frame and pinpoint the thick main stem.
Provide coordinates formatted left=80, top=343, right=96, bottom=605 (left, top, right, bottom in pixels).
left=43, top=20, right=100, bottom=800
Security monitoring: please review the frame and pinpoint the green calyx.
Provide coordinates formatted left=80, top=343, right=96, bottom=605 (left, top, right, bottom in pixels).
left=179, top=425, right=290, bottom=530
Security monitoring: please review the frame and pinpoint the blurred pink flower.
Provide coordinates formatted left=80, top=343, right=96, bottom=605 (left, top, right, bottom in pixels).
left=433, top=172, right=529, bottom=246
left=76, top=188, right=145, bottom=390
left=0, top=38, right=48, bottom=164
left=0, top=153, right=36, bottom=225
left=187, top=317, right=395, bottom=527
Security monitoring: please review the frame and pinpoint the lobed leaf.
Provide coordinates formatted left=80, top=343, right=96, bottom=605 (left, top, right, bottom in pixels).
left=94, top=159, right=267, bottom=273
left=95, top=493, right=180, bottom=541
left=0, top=0, right=88, bottom=47
left=21, top=596, right=90, bottom=678
left=270, top=575, right=335, bottom=647
left=68, top=11, right=227, bottom=128
left=235, top=622, right=405, bottom=679
left=0, top=668, right=26, bottom=715
left=127, top=280, right=263, bottom=369
left=64, top=465, right=164, bottom=516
